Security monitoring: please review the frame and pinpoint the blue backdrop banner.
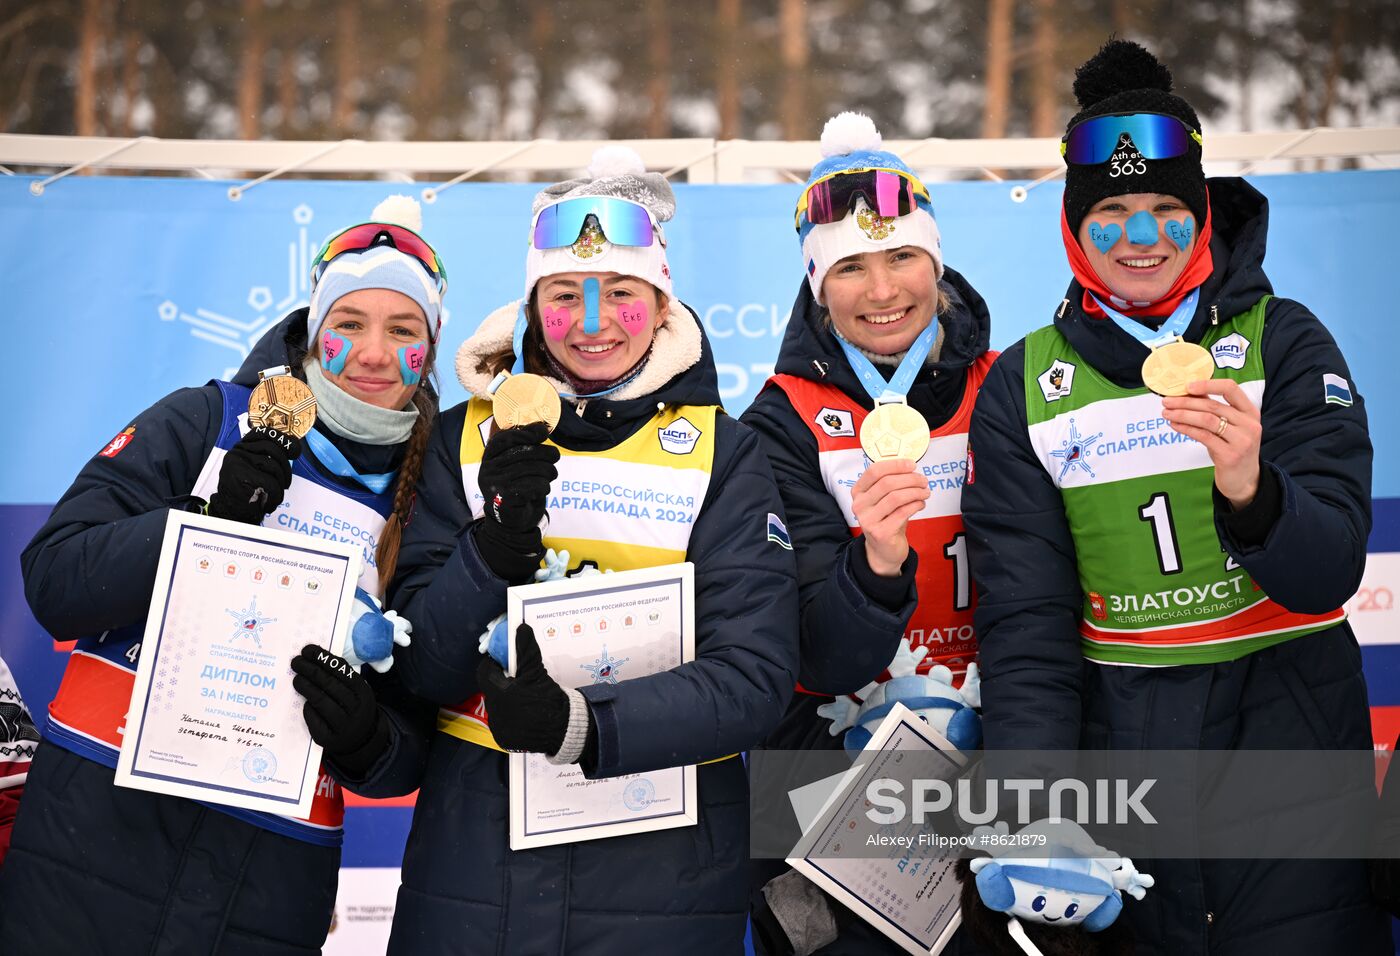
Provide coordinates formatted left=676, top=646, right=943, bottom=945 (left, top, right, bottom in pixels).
left=2, top=171, right=1396, bottom=950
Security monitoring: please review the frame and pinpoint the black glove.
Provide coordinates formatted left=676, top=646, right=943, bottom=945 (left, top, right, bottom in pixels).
left=474, top=422, right=559, bottom=582
left=476, top=623, right=569, bottom=755
left=207, top=426, right=301, bottom=524
left=291, top=644, right=389, bottom=779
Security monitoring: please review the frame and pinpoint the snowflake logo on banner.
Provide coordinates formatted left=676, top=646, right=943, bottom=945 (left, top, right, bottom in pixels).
left=226, top=596, right=277, bottom=649
left=158, top=204, right=316, bottom=379
left=580, top=646, right=631, bottom=685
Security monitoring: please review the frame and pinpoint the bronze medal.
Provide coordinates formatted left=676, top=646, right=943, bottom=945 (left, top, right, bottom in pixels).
left=492, top=372, right=562, bottom=434
left=1141, top=339, right=1215, bottom=397
left=859, top=401, right=931, bottom=463
left=248, top=368, right=317, bottom=438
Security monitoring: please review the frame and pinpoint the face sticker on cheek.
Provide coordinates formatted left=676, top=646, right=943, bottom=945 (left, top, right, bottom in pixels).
left=542, top=304, right=572, bottom=341
left=397, top=343, right=427, bottom=385
left=1165, top=216, right=1195, bottom=251
left=1125, top=210, right=1159, bottom=246
left=617, top=300, right=650, bottom=337
left=582, top=277, right=601, bottom=335
left=1088, top=222, right=1123, bottom=254
left=321, top=330, right=352, bottom=375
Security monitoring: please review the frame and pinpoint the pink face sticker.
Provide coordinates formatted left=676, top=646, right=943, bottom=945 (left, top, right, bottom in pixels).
left=321, top=329, right=351, bottom=375
left=542, top=304, right=572, bottom=341
left=617, top=300, right=650, bottom=337
left=398, top=342, right=427, bottom=385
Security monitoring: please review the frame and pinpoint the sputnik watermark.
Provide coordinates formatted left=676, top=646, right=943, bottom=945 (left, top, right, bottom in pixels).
left=865, top=777, right=1158, bottom=827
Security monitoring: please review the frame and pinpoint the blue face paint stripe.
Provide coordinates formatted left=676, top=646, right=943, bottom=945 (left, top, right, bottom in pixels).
left=583, top=277, right=601, bottom=335
left=322, top=330, right=352, bottom=375
left=1125, top=210, right=1159, bottom=246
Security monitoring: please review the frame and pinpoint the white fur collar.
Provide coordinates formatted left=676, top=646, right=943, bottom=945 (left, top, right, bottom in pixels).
left=455, top=298, right=703, bottom=403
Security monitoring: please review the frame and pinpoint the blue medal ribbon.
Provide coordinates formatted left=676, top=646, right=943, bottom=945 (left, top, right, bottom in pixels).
left=304, top=428, right=396, bottom=494
left=1089, top=288, right=1201, bottom=350
left=832, top=320, right=940, bottom=405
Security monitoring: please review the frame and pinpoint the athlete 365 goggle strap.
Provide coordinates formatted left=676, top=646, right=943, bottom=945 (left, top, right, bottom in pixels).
left=311, top=222, right=448, bottom=294
left=795, top=167, right=931, bottom=231
left=530, top=196, right=664, bottom=250
left=1061, top=112, right=1204, bottom=165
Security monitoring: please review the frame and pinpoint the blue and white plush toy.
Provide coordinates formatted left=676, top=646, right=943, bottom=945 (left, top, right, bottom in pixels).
left=478, top=549, right=605, bottom=669
left=967, top=819, right=1153, bottom=953
left=342, top=588, right=412, bottom=673
left=816, top=639, right=983, bottom=752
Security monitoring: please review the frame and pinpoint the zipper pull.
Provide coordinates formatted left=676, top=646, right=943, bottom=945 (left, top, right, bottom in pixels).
left=1210, top=304, right=1220, bottom=326
left=574, top=398, right=588, bottom=417
left=1057, top=298, right=1070, bottom=319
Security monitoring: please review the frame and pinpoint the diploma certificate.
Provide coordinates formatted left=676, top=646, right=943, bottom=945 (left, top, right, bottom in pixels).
left=507, top=563, right=696, bottom=850
left=788, top=703, right=965, bottom=956
left=114, top=510, right=359, bottom=817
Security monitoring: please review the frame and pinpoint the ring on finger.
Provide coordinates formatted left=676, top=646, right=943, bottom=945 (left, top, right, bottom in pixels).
left=1215, top=415, right=1229, bottom=438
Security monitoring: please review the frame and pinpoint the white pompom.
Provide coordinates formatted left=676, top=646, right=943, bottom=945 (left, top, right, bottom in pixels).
left=370, top=194, right=423, bottom=233
left=820, top=111, right=883, bottom=158
left=588, top=144, right=647, bottom=180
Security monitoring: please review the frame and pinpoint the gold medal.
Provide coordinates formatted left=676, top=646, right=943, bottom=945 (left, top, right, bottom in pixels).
left=859, top=402, right=931, bottom=463
left=491, top=372, right=562, bottom=433
left=1141, top=339, right=1215, bottom=397
left=248, top=367, right=317, bottom=438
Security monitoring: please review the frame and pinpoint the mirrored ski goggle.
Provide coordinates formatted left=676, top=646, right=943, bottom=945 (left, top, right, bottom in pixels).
left=530, top=197, right=663, bottom=250
left=1061, top=112, right=1203, bottom=165
left=795, top=167, right=930, bottom=230
left=311, top=222, right=447, bottom=294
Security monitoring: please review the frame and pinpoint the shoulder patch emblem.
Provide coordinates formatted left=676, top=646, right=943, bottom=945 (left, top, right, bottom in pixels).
left=1037, top=359, right=1076, bottom=403
left=99, top=426, right=136, bottom=459
left=1211, top=332, right=1250, bottom=370
left=1323, top=373, right=1353, bottom=407
left=766, top=513, right=793, bottom=550
left=815, top=406, right=855, bottom=438
left=658, top=417, right=702, bottom=455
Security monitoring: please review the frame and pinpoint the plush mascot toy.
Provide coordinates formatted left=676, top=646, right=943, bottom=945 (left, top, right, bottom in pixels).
left=479, top=549, right=596, bottom=668
left=341, top=588, right=412, bottom=673
left=957, top=820, right=1152, bottom=956
left=817, top=639, right=983, bottom=752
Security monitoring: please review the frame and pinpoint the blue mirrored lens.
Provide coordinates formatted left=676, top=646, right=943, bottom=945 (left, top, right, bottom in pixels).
left=532, top=197, right=655, bottom=249
left=1064, top=113, right=1193, bottom=165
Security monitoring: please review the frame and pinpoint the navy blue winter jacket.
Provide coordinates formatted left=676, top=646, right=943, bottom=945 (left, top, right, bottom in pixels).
left=384, top=301, right=799, bottom=955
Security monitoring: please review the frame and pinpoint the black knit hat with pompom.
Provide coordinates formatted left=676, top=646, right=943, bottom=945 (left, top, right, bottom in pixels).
left=1062, top=39, right=1207, bottom=234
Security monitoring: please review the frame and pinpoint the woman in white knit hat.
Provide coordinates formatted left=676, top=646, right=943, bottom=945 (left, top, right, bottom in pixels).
left=741, top=112, right=998, bottom=956
left=385, top=147, right=799, bottom=954
left=0, top=198, right=446, bottom=953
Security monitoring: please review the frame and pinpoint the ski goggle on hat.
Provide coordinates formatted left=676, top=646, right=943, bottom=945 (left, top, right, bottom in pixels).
left=795, top=167, right=931, bottom=231
left=312, top=223, right=447, bottom=294
left=531, top=196, right=664, bottom=250
left=1061, top=112, right=1203, bottom=165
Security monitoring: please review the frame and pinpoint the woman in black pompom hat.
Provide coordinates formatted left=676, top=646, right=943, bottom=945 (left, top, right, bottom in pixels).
left=961, top=39, right=1388, bottom=956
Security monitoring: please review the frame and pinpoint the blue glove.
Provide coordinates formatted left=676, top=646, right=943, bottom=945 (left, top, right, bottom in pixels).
left=343, top=589, right=412, bottom=674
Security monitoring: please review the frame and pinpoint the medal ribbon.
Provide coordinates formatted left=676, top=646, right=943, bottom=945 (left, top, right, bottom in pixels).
left=833, top=321, right=939, bottom=405
left=304, top=428, right=396, bottom=493
left=1088, top=288, right=1200, bottom=350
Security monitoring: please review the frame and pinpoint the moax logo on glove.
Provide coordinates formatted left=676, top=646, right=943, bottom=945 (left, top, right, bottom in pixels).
left=1037, top=359, right=1076, bottom=403
left=815, top=407, right=855, bottom=438
left=658, top=418, right=702, bottom=455
left=865, top=775, right=1157, bottom=827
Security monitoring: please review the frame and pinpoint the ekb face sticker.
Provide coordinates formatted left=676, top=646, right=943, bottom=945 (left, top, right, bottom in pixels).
left=1088, top=222, right=1122, bottom=254
left=617, top=300, right=650, bottom=337
left=542, top=304, right=572, bottom=341
left=1165, top=216, right=1194, bottom=251
left=322, top=329, right=352, bottom=375
left=398, top=343, right=427, bottom=385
